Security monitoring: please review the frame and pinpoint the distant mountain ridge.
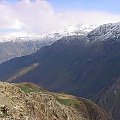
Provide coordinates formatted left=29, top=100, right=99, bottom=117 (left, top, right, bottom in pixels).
left=0, top=24, right=95, bottom=63
left=0, top=24, right=95, bottom=42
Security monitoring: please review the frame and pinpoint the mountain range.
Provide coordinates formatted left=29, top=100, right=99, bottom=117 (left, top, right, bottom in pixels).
left=0, top=22, right=120, bottom=119
left=0, top=24, right=95, bottom=64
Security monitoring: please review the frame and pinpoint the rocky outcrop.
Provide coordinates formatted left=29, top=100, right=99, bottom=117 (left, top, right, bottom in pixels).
left=0, top=82, right=110, bottom=120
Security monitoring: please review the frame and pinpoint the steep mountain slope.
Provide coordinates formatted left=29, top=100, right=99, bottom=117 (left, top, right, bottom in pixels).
left=0, top=23, right=120, bottom=119
left=0, top=41, right=51, bottom=64
left=0, top=24, right=95, bottom=63
left=0, top=82, right=110, bottom=120
left=98, top=78, right=120, bottom=120
left=0, top=33, right=60, bottom=63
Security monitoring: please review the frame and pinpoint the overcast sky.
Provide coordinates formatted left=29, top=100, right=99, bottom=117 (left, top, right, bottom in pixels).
left=1, top=0, right=120, bottom=34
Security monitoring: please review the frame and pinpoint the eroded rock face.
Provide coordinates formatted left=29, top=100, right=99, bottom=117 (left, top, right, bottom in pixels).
left=0, top=82, right=110, bottom=120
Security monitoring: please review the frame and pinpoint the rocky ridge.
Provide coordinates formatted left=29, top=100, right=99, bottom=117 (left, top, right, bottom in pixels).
left=0, top=82, right=110, bottom=120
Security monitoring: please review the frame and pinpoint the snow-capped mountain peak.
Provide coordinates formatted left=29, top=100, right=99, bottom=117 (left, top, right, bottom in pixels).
left=0, top=24, right=96, bottom=43
left=87, top=22, right=120, bottom=41
left=55, top=24, right=96, bottom=36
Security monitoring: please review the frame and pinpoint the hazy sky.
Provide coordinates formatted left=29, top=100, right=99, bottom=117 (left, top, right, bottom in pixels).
left=1, top=0, right=120, bottom=34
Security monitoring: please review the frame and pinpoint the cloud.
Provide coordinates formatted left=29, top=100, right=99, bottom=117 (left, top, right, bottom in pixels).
left=0, top=0, right=120, bottom=33
left=62, top=10, right=120, bottom=25
left=0, top=1, right=22, bottom=29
